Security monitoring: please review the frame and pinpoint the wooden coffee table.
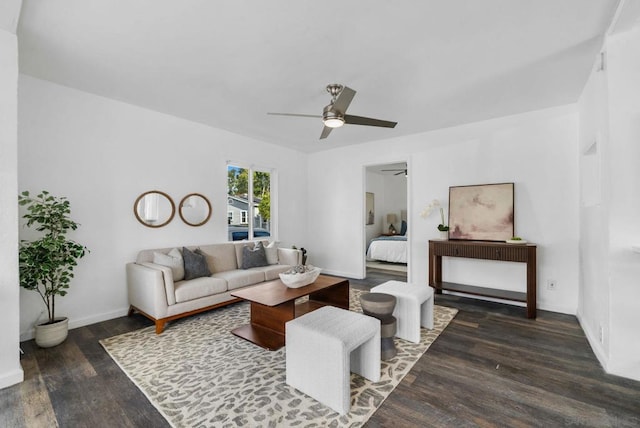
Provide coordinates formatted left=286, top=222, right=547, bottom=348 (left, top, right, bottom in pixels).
left=230, top=274, right=349, bottom=350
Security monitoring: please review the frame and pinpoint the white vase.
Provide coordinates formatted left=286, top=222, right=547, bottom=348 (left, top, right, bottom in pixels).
left=439, top=230, right=448, bottom=240
left=35, top=317, right=69, bottom=348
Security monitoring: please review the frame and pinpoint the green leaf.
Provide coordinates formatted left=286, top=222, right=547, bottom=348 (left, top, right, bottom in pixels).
left=18, top=190, right=89, bottom=320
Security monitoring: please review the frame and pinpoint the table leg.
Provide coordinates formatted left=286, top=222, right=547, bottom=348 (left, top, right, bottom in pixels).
left=309, top=280, right=349, bottom=309
left=526, top=248, right=537, bottom=319
left=231, top=301, right=295, bottom=350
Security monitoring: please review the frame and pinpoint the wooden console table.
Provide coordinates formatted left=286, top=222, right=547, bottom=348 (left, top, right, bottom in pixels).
left=428, top=240, right=537, bottom=318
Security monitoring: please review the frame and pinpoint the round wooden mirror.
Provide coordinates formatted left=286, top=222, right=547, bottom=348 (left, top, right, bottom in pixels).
left=179, top=193, right=212, bottom=226
left=133, top=190, right=176, bottom=228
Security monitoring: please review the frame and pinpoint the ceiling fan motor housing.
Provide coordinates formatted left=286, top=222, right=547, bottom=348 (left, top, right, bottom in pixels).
left=322, top=104, right=345, bottom=127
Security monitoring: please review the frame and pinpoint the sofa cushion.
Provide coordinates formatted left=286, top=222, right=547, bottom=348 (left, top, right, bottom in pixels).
left=199, top=243, right=237, bottom=273
left=264, top=241, right=279, bottom=265
left=183, top=247, right=211, bottom=280
left=212, top=269, right=266, bottom=291
left=234, top=241, right=251, bottom=267
left=136, top=247, right=175, bottom=264
left=153, top=248, right=185, bottom=281
left=174, top=277, right=227, bottom=303
left=277, top=247, right=302, bottom=266
left=242, top=242, right=268, bottom=269
left=253, top=264, right=292, bottom=281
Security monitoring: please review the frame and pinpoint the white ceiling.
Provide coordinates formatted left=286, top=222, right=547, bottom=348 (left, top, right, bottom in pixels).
left=0, top=0, right=21, bottom=33
left=17, top=0, right=619, bottom=153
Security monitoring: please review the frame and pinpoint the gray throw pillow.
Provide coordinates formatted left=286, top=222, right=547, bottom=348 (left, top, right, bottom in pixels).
left=241, top=241, right=268, bottom=269
left=183, top=247, right=211, bottom=280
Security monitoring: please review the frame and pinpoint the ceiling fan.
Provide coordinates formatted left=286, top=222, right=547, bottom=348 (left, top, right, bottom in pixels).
left=267, top=84, right=397, bottom=140
left=381, top=167, right=408, bottom=176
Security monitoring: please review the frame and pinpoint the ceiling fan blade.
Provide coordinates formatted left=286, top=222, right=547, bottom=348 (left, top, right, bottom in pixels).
left=319, top=126, right=332, bottom=139
left=331, top=86, right=356, bottom=114
left=267, top=112, right=322, bottom=118
left=344, top=114, right=397, bottom=128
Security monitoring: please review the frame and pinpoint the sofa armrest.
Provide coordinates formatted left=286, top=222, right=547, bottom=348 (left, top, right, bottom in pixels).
left=277, top=248, right=302, bottom=266
left=126, top=263, right=173, bottom=319
left=139, top=262, right=177, bottom=306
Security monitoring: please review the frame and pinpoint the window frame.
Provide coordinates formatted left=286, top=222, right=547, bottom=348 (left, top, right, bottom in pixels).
left=226, top=162, right=277, bottom=242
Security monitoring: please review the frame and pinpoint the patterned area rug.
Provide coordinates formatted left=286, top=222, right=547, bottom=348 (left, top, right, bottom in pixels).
left=101, top=289, right=457, bottom=427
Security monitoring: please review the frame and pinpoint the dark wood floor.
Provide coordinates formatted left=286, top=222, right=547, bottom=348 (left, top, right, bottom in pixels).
left=2, top=268, right=639, bottom=427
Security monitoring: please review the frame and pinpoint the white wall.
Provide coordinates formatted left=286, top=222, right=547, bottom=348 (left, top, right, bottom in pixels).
left=0, top=29, right=24, bottom=389
left=17, top=75, right=308, bottom=340
left=577, top=53, right=611, bottom=368
left=606, top=26, right=640, bottom=381
left=382, top=173, right=407, bottom=232
left=365, top=171, right=385, bottom=246
left=578, top=24, right=640, bottom=381
left=308, top=105, right=580, bottom=314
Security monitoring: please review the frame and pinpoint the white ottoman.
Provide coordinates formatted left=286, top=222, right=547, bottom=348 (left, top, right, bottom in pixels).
left=285, top=306, right=380, bottom=415
left=371, top=280, right=434, bottom=344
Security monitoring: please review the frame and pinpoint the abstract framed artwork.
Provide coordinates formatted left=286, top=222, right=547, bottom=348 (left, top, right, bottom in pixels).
left=365, top=192, right=375, bottom=225
left=448, top=182, right=514, bottom=241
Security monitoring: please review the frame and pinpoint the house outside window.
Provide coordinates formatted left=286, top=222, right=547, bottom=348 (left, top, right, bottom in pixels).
left=227, top=164, right=274, bottom=241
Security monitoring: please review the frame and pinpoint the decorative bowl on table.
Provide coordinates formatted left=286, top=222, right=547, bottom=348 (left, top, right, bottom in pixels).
left=279, top=265, right=321, bottom=288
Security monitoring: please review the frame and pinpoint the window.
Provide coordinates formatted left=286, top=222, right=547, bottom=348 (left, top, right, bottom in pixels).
left=227, top=164, right=274, bottom=241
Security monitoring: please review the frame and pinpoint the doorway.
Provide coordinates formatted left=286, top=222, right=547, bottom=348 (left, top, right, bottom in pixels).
left=364, top=162, right=408, bottom=280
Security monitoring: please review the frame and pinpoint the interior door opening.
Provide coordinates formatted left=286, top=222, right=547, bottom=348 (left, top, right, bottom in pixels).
left=364, top=162, right=409, bottom=280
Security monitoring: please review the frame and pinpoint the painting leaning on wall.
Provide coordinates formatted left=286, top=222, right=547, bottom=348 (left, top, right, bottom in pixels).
left=448, top=182, right=514, bottom=241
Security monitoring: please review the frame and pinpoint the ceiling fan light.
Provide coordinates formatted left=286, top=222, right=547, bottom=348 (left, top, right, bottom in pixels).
left=322, top=104, right=345, bottom=128
left=323, top=117, right=345, bottom=128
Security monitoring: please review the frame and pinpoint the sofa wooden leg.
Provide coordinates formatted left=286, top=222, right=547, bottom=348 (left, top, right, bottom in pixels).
left=127, top=305, right=135, bottom=317
left=155, top=320, right=166, bottom=334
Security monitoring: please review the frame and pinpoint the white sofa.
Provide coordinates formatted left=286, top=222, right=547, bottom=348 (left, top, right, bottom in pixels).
left=126, top=241, right=302, bottom=333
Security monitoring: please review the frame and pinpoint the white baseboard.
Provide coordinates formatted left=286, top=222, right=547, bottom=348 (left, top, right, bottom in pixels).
left=442, top=291, right=576, bottom=315
left=537, top=301, right=577, bottom=315
left=576, top=312, right=608, bottom=373
left=443, top=291, right=527, bottom=308
left=322, top=268, right=363, bottom=280
left=0, top=368, right=24, bottom=389
left=20, top=307, right=130, bottom=342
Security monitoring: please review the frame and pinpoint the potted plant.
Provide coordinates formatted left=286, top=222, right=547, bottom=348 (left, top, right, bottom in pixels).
left=18, top=190, right=88, bottom=347
left=420, top=199, right=450, bottom=238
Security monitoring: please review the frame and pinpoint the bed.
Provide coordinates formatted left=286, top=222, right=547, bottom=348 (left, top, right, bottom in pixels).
left=366, top=235, right=407, bottom=263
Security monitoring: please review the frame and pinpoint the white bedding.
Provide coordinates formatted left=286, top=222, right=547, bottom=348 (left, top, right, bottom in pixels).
left=366, top=239, right=407, bottom=263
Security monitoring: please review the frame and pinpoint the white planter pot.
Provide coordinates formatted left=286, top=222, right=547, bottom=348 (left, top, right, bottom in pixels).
left=35, top=317, right=69, bottom=348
